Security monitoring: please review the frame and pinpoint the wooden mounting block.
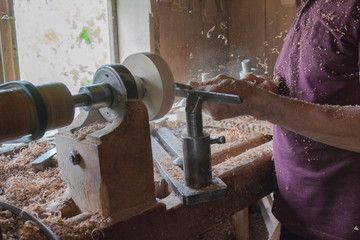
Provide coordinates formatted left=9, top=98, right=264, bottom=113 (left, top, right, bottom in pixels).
left=55, top=101, right=156, bottom=218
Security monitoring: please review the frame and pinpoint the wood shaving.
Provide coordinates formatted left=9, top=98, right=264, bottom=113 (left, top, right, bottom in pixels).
left=318, top=9, right=337, bottom=21
left=72, top=121, right=109, bottom=141
left=150, top=117, right=185, bottom=131
left=202, top=115, right=273, bottom=136
left=206, top=25, right=216, bottom=38
left=156, top=152, right=185, bottom=184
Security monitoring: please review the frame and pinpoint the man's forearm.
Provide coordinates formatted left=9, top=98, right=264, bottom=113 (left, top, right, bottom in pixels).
left=256, top=92, right=360, bottom=153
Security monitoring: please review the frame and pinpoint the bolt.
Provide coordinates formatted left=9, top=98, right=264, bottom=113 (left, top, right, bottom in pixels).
left=68, top=150, right=81, bottom=165
left=210, top=136, right=226, bottom=144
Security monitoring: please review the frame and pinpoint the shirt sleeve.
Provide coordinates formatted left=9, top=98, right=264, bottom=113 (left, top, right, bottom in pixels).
left=356, top=2, right=360, bottom=71
left=358, top=42, right=360, bottom=72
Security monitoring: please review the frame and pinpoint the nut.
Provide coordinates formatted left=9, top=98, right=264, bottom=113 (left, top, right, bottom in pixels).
left=68, top=151, right=81, bottom=165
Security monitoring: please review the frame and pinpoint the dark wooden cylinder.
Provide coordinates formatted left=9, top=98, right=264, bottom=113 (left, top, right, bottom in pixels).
left=0, top=88, right=37, bottom=142
left=0, top=82, right=75, bottom=142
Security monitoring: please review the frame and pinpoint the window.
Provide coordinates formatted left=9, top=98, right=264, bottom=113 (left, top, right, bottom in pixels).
left=12, top=0, right=111, bottom=93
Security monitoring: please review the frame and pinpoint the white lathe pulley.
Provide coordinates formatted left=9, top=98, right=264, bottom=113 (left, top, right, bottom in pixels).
left=123, top=53, right=175, bottom=121
left=87, top=52, right=175, bottom=121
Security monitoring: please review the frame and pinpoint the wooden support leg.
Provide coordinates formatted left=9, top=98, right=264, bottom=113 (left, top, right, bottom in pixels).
left=231, top=207, right=249, bottom=240
left=258, top=194, right=279, bottom=237
left=270, top=223, right=281, bottom=240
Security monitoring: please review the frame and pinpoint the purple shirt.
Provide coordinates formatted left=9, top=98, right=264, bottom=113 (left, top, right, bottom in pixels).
left=272, top=0, right=360, bottom=239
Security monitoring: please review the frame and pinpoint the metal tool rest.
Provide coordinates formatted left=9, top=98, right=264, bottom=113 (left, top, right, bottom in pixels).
left=152, top=83, right=242, bottom=205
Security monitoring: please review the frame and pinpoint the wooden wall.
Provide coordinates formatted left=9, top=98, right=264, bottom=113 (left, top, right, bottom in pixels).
left=227, top=0, right=299, bottom=78
left=150, top=0, right=299, bottom=84
left=265, top=0, right=299, bottom=77
left=227, top=0, right=266, bottom=77
left=150, top=1, right=230, bottom=83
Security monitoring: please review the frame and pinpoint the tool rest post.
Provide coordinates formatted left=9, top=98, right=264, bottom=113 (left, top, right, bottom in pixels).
left=185, top=94, right=204, bottom=137
left=183, top=94, right=212, bottom=189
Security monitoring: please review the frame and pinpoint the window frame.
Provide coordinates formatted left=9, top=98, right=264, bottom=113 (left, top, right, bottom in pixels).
left=0, top=0, right=20, bottom=83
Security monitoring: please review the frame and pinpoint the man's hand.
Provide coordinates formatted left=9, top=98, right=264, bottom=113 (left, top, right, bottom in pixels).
left=241, top=74, right=278, bottom=94
left=197, top=74, right=278, bottom=120
left=193, top=74, right=360, bottom=153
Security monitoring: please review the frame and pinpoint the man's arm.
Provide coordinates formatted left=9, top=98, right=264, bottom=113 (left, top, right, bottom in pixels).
left=204, top=77, right=360, bottom=153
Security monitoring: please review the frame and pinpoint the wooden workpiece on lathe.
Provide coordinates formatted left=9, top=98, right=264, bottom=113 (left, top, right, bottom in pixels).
left=0, top=83, right=74, bottom=142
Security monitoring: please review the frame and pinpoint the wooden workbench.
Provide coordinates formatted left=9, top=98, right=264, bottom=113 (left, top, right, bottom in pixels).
left=96, top=140, right=274, bottom=240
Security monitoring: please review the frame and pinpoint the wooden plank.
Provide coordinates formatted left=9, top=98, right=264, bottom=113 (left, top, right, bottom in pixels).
left=0, top=42, right=4, bottom=83
left=149, top=2, right=160, bottom=54
left=108, top=0, right=120, bottom=63
left=270, top=223, right=281, bottom=240
left=0, top=0, right=20, bottom=82
left=265, top=0, right=298, bottom=77
left=150, top=0, right=298, bottom=83
left=150, top=2, right=229, bottom=84
left=155, top=127, right=183, bottom=158
left=227, top=0, right=298, bottom=78
left=231, top=208, right=249, bottom=240
left=258, top=194, right=279, bottom=236
left=227, top=0, right=266, bottom=77
left=212, top=134, right=270, bottom=165
left=281, top=0, right=299, bottom=7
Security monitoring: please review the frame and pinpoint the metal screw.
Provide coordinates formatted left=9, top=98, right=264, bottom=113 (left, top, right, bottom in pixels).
left=210, top=136, right=226, bottom=144
left=68, top=150, right=81, bottom=165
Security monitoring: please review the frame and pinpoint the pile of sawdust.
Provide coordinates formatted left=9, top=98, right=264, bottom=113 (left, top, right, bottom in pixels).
left=0, top=206, right=47, bottom=240
left=150, top=118, right=185, bottom=131
left=202, top=115, right=273, bottom=136
left=213, top=141, right=273, bottom=176
left=0, top=142, right=109, bottom=239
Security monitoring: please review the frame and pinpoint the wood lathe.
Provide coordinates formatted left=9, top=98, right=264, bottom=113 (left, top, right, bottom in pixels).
left=0, top=52, right=175, bottom=143
left=0, top=53, right=274, bottom=239
left=0, top=52, right=176, bottom=217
